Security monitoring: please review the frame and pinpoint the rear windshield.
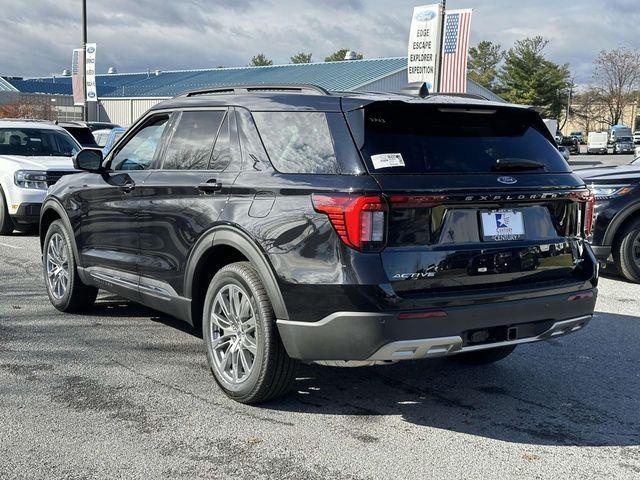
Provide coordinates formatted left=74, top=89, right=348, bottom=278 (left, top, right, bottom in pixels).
left=354, top=104, right=569, bottom=174
left=0, top=128, right=80, bottom=157
left=65, top=127, right=98, bottom=147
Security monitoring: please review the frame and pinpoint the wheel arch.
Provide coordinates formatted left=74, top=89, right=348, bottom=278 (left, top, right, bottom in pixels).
left=185, top=224, right=289, bottom=332
left=604, top=202, right=640, bottom=247
left=39, top=199, right=82, bottom=267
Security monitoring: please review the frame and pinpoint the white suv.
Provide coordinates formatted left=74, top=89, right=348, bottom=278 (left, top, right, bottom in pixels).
left=0, top=120, right=80, bottom=234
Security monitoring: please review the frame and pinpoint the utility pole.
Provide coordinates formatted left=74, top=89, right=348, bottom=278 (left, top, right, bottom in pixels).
left=82, top=0, right=87, bottom=121
left=435, top=0, right=447, bottom=92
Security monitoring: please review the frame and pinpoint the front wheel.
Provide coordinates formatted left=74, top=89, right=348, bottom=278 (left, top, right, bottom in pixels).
left=613, top=219, right=640, bottom=283
left=202, top=262, right=297, bottom=404
left=448, top=345, right=517, bottom=365
left=43, top=220, right=98, bottom=312
left=0, top=187, right=15, bottom=235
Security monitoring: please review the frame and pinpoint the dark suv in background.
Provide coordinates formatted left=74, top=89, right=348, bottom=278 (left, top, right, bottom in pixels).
left=39, top=84, right=598, bottom=404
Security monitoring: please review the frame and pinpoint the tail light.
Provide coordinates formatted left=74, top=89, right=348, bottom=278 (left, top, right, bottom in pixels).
left=584, top=192, right=595, bottom=237
left=570, top=189, right=595, bottom=237
left=312, top=194, right=388, bottom=251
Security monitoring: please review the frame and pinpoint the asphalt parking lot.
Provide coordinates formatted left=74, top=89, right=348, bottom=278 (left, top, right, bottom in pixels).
left=1, top=154, right=639, bottom=480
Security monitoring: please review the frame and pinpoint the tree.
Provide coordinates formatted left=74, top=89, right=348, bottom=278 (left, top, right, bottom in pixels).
left=250, top=53, right=273, bottom=67
left=324, top=49, right=363, bottom=62
left=498, top=36, right=571, bottom=118
left=0, top=100, right=55, bottom=120
left=571, top=88, right=609, bottom=134
left=468, top=41, right=504, bottom=91
left=290, top=52, right=312, bottom=64
left=592, top=47, right=640, bottom=126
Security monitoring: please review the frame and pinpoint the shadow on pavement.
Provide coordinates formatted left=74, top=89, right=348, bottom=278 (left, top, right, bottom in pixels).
left=265, top=311, right=639, bottom=448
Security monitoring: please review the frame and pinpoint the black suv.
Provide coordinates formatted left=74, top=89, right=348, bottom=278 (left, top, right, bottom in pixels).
left=578, top=159, right=640, bottom=282
left=40, top=84, right=598, bottom=404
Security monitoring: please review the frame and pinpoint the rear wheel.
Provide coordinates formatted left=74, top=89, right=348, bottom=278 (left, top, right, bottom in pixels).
left=203, top=262, right=298, bottom=404
left=0, top=187, right=15, bottom=235
left=448, top=345, right=517, bottom=365
left=613, top=218, right=640, bottom=283
left=43, top=220, right=98, bottom=311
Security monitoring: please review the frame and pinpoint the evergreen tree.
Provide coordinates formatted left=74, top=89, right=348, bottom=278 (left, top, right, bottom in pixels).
left=250, top=53, right=273, bottom=67
left=468, top=41, right=504, bottom=91
left=498, top=36, right=571, bottom=118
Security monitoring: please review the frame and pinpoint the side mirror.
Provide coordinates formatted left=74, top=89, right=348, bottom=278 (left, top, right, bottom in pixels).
left=73, top=148, right=104, bottom=172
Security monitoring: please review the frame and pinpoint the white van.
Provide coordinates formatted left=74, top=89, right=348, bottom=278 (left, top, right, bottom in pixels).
left=587, top=132, right=608, bottom=154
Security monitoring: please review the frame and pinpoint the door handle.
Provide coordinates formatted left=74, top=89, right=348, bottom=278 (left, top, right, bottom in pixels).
left=198, top=180, right=222, bottom=194
left=121, top=182, right=135, bottom=193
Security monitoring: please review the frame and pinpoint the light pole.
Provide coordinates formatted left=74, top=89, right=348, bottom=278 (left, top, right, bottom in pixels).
left=82, top=0, right=87, bottom=121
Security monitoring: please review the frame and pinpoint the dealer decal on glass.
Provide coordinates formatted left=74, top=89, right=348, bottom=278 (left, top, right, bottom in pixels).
left=480, top=210, right=525, bottom=241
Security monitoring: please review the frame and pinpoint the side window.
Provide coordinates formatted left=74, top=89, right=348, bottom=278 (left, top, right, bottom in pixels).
left=252, top=111, right=339, bottom=174
left=111, top=115, right=169, bottom=171
left=162, top=110, right=225, bottom=170
left=236, top=108, right=270, bottom=171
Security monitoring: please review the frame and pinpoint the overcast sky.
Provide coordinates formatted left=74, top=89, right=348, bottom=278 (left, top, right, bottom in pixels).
left=0, top=0, right=638, bottom=83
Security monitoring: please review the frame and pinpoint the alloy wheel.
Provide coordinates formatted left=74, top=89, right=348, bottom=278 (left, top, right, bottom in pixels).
left=46, top=232, right=70, bottom=299
left=209, top=283, right=258, bottom=384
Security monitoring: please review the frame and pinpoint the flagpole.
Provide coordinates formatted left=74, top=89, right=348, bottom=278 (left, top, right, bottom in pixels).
left=436, top=0, right=446, bottom=92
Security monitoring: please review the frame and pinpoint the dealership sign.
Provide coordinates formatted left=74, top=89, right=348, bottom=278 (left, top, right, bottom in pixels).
left=71, top=48, right=84, bottom=106
left=407, top=4, right=443, bottom=90
left=85, top=43, right=97, bottom=102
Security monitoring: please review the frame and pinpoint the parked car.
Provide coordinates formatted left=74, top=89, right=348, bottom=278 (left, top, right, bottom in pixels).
left=57, top=122, right=99, bottom=148
left=587, top=131, right=608, bottom=154
left=570, top=131, right=585, bottom=144
left=612, top=135, right=634, bottom=154
left=0, top=120, right=79, bottom=234
left=92, top=128, right=111, bottom=148
left=578, top=158, right=640, bottom=281
left=39, top=84, right=598, bottom=404
left=560, top=136, right=579, bottom=154
left=558, top=145, right=570, bottom=160
left=85, top=121, right=120, bottom=132
left=100, top=127, right=127, bottom=156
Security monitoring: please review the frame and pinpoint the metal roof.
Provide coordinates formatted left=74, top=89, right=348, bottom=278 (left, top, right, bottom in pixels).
left=0, top=76, right=18, bottom=92
left=2, top=57, right=502, bottom=101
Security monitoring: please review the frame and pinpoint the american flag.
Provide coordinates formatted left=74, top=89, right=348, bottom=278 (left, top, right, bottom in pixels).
left=440, top=9, right=473, bottom=93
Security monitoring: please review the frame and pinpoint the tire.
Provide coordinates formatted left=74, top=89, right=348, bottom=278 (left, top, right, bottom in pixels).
left=202, top=262, right=298, bottom=404
left=0, top=187, right=15, bottom=235
left=448, top=345, right=517, bottom=365
left=613, top=218, right=640, bottom=283
left=43, top=219, right=98, bottom=312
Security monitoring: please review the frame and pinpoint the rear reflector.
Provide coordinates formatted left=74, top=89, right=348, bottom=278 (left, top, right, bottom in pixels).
left=312, top=194, right=388, bottom=251
left=568, top=291, right=594, bottom=302
left=398, top=310, right=448, bottom=320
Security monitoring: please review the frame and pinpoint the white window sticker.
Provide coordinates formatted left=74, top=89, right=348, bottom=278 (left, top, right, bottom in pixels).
left=371, top=153, right=405, bottom=169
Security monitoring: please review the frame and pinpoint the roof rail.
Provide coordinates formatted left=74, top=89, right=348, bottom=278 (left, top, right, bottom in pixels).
left=177, top=84, right=331, bottom=97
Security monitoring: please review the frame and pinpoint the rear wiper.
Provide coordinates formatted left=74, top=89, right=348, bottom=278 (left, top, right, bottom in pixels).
left=492, top=158, right=546, bottom=172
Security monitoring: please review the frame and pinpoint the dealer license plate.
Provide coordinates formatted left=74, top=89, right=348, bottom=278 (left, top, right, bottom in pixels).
left=480, top=210, right=525, bottom=241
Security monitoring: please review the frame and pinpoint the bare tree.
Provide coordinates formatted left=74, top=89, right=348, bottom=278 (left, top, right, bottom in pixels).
left=592, top=48, right=640, bottom=125
left=0, top=99, right=56, bottom=120
left=571, top=88, right=609, bottom=133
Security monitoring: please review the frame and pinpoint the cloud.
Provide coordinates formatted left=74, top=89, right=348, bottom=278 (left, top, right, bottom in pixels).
left=0, top=0, right=637, bottom=84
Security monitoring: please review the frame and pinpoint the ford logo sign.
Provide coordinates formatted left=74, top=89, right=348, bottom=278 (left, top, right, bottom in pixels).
left=87, top=46, right=95, bottom=54
left=415, top=10, right=436, bottom=21
left=497, top=176, right=517, bottom=185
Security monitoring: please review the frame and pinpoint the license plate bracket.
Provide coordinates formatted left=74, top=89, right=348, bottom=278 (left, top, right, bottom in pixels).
left=480, top=210, right=525, bottom=241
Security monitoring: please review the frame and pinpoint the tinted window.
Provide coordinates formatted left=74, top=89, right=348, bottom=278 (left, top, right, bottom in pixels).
left=356, top=104, right=570, bottom=174
left=236, top=108, right=270, bottom=171
left=0, top=128, right=80, bottom=157
left=64, top=127, right=98, bottom=147
left=162, top=111, right=225, bottom=170
left=253, top=112, right=339, bottom=174
left=111, top=115, right=169, bottom=171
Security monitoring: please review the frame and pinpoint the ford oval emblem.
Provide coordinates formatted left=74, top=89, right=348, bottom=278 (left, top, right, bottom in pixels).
left=415, top=10, right=436, bottom=21
left=497, top=176, right=517, bottom=185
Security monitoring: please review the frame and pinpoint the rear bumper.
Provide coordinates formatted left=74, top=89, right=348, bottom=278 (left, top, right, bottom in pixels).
left=276, top=288, right=597, bottom=362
